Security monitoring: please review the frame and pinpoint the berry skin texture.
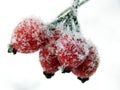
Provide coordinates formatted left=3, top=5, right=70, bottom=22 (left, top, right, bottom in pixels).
left=40, top=27, right=62, bottom=49
left=10, top=17, right=46, bottom=53
left=72, top=42, right=99, bottom=78
left=39, top=40, right=60, bottom=75
left=56, top=34, right=89, bottom=69
left=47, top=27, right=62, bottom=41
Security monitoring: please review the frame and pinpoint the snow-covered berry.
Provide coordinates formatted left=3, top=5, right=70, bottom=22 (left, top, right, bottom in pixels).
left=8, top=17, right=46, bottom=54
left=56, top=33, right=89, bottom=69
left=47, top=27, right=62, bottom=41
left=39, top=39, right=60, bottom=78
left=72, top=41, right=99, bottom=79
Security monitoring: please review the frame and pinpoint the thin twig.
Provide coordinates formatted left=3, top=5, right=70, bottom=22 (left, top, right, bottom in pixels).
left=78, top=0, right=90, bottom=8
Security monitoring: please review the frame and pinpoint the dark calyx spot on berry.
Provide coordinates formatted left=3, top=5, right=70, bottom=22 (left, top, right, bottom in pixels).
left=8, top=45, right=17, bottom=55
left=62, top=69, right=71, bottom=73
left=77, top=77, right=89, bottom=83
left=43, top=71, right=55, bottom=79
left=49, top=28, right=56, bottom=31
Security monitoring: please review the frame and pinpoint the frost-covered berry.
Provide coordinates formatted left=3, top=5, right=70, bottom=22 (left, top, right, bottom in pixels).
left=72, top=42, right=99, bottom=79
left=56, top=33, right=89, bottom=69
left=39, top=40, right=60, bottom=78
left=39, top=27, right=62, bottom=48
left=47, top=27, right=62, bottom=41
left=8, top=17, right=46, bottom=54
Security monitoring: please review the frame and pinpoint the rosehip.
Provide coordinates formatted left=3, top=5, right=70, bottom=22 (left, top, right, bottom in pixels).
left=47, top=27, right=62, bottom=40
left=56, top=33, right=89, bottom=69
left=8, top=17, right=46, bottom=54
left=39, top=40, right=60, bottom=78
left=39, top=27, right=62, bottom=48
left=72, top=42, right=99, bottom=79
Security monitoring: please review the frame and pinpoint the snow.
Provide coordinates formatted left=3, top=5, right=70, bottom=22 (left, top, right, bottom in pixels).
left=0, top=0, right=120, bottom=90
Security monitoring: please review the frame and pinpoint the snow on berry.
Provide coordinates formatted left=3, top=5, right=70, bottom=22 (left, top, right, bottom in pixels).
left=56, top=33, right=89, bottom=69
left=9, top=17, right=47, bottom=54
left=39, top=27, right=63, bottom=76
left=46, top=26, right=62, bottom=40
left=72, top=41, right=99, bottom=78
left=39, top=39, right=60, bottom=75
left=38, top=26, right=62, bottom=49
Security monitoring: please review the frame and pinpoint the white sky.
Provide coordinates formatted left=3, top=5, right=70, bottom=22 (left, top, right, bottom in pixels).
left=0, top=0, right=120, bottom=90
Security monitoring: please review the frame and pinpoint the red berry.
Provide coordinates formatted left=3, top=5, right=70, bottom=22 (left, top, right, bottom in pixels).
left=72, top=42, right=99, bottom=78
left=9, top=17, right=46, bottom=53
left=39, top=27, right=62, bottom=76
left=47, top=27, right=62, bottom=40
left=39, top=40, right=60, bottom=74
left=39, top=27, right=62, bottom=48
left=56, top=33, right=89, bottom=69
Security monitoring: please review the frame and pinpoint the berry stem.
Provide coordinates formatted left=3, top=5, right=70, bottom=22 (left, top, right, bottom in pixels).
left=72, top=15, right=80, bottom=32
left=56, top=0, right=90, bottom=19
left=57, top=7, right=71, bottom=19
left=72, top=0, right=90, bottom=9
left=78, top=0, right=90, bottom=8
left=50, top=7, right=80, bottom=32
left=48, top=0, right=89, bottom=32
left=55, top=0, right=90, bottom=19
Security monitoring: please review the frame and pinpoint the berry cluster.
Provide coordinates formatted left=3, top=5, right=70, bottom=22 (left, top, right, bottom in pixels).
left=8, top=0, right=99, bottom=84
left=8, top=17, right=99, bottom=83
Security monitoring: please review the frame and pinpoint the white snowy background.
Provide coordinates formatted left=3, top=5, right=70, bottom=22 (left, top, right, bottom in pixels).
left=0, top=0, right=120, bottom=90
